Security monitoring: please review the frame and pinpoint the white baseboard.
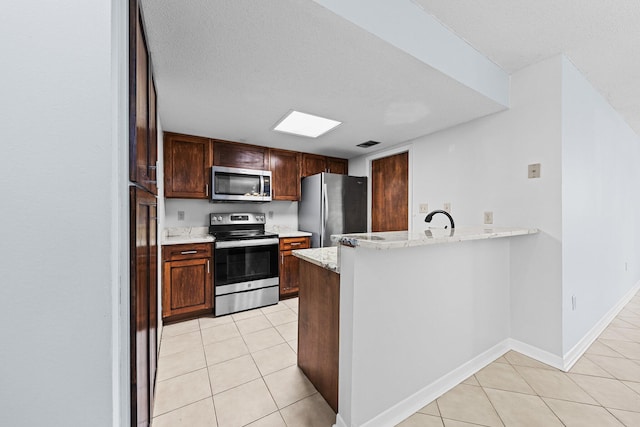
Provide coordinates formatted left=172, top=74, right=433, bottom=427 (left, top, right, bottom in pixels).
left=333, top=414, right=348, bottom=427
left=508, top=338, right=564, bottom=370
left=354, top=340, right=511, bottom=427
left=561, top=280, right=640, bottom=371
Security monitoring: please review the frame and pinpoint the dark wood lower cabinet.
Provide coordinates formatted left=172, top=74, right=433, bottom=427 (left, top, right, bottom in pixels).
left=298, top=259, right=340, bottom=412
left=279, top=237, right=310, bottom=298
left=162, top=243, right=213, bottom=321
left=130, top=186, right=157, bottom=427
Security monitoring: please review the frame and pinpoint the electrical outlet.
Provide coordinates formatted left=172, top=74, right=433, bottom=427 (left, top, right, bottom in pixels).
left=484, top=211, right=493, bottom=224
left=528, top=163, right=541, bottom=179
left=268, top=210, right=274, bottom=219
left=177, top=211, right=185, bottom=221
left=419, top=204, right=429, bottom=213
left=443, top=202, right=451, bottom=213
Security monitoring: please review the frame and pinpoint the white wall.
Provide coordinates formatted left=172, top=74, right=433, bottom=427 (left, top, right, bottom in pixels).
left=351, top=54, right=640, bottom=361
left=338, top=239, right=512, bottom=427
left=561, top=57, right=640, bottom=354
left=351, top=56, right=565, bottom=355
left=0, top=1, right=122, bottom=425
left=164, top=198, right=299, bottom=230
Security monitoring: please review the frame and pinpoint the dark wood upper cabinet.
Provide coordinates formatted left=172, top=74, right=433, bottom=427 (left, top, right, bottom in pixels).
left=269, top=149, right=301, bottom=201
left=301, top=153, right=328, bottom=177
left=213, top=139, right=269, bottom=170
left=327, top=157, right=348, bottom=175
left=164, top=133, right=212, bottom=199
left=162, top=132, right=348, bottom=199
left=129, top=9, right=157, bottom=195
left=302, top=153, right=348, bottom=177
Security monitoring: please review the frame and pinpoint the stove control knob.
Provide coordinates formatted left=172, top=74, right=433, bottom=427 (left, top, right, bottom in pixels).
left=217, top=216, right=223, bottom=221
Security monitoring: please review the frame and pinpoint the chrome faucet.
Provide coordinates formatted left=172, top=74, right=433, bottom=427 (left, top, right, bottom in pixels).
left=424, top=210, right=455, bottom=229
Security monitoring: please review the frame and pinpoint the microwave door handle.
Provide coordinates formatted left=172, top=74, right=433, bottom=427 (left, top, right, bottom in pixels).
left=260, top=176, right=265, bottom=197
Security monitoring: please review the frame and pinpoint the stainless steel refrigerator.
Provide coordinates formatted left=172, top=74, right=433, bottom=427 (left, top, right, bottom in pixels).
left=298, top=173, right=368, bottom=247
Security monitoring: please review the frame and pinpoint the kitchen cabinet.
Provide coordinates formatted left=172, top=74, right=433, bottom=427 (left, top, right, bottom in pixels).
left=213, top=139, right=269, bottom=170
left=130, top=5, right=157, bottom=195
left=162, top=243, right=213, bottom=321
left=130, top=186, right=158, bottom=427
left=129, top=1, right=158, bottom=425
left=163, top=131, right=348, bottom=199
left=301, top=153, right=348, bottom=177
left=269, top=148, right=301, bottom=201
left=279, top=236, right=310, bottom=298
left=164, top=133, right=212, bottom=199
left=326, top=157, right=348, bottom=174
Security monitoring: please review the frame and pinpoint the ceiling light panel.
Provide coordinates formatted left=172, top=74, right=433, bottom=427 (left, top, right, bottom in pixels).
left=273, top=110, right=342, bottom=138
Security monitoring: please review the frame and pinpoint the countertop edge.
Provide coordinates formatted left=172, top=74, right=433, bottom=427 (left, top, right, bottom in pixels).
left=293, top=247, right=340, bottom=274
left=338, top=227, right=539, bottom=250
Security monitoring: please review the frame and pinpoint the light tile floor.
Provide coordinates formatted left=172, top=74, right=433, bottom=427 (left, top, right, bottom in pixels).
left=152, top=297, right=336, bottom=427
left=154, top=292, right=640, bottom=427
left=397, top=291, right=640, bottom=427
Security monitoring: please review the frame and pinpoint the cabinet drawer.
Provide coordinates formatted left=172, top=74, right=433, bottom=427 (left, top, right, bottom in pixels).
left=279, top=237, right=310, bottom=251
left=163, top=243, right=212, bottom=261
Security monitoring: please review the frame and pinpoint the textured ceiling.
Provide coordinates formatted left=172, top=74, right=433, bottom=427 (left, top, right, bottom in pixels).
left=140, top=0, right=640, bottom=159
left=140, top=0, right=506, bottom=158
left=415, top=0, right=640, bottom=135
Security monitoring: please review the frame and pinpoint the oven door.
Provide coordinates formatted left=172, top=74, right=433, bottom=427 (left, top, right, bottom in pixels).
left=214, top=238, right=279, bottom=289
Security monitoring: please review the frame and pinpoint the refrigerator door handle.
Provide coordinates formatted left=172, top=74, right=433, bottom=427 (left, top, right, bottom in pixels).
left=322, top=182, right=328, bottom=245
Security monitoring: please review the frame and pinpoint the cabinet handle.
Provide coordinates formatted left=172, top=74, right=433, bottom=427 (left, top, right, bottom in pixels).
left=281, top=253, right=284, bottom=265
left=180, top=250, right=198, bottom=255
left=207, top=259, right=210, bottom=274
left=290, top=242, right=301, bottom=246
left=205, top=184, right=209, bottom=196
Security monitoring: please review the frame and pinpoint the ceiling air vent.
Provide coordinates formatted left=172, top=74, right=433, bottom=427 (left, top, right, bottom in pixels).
left=357, top=140, right=381, bottom=148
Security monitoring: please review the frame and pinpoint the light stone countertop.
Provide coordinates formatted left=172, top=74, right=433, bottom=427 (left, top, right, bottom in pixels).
left=266, top=225, right=312, bottom=238
left=293, top=246, right=339, bottom=273
left=162, top=227, right=214, bottom=245
left=336, top=226, right=539, bottom=250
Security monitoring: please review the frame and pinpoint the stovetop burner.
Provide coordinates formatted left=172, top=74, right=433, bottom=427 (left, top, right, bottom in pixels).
left=208, top=212, right=277, bottom=241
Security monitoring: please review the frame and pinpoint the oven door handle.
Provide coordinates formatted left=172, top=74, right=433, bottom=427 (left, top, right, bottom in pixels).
left=215, top=237, right=280, bottom=249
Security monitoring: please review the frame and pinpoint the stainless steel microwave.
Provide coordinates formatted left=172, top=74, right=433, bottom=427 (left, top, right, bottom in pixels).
left=211, top=166, right=272, bottom=202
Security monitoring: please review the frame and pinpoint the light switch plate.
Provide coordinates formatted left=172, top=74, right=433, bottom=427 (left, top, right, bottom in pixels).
left=177, top=211, right=185, bottom=221
left=419, top=203, right=429, bottom=213
left=528, top=163, right=541, bottom=179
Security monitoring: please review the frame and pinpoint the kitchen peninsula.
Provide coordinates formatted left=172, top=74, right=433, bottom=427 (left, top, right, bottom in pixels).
left=296, top=227, right=539, bottom=427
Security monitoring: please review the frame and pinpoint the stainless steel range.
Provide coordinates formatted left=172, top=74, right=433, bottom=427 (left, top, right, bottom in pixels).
left=209, top=212, right=279, bottom=316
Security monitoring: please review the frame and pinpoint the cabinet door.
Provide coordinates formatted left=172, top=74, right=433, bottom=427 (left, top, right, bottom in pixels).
left=326, top=157, right=348, bottom=175
left=164, top=133, right=211, bottom=198
left=213, top=140, right=269, bottom=170
left=301, top=153, right=327, bottom=177
left=270, top=149, right=300, bottom=201
left=162, top=257, right=212, bottom=318
left=279, top=237, right=310, bottom=298
left=130, top=186, right=157, bottom=427
left=280, top=251, right=300, bottom=297
left=130, top=10, right=157, bottom=195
